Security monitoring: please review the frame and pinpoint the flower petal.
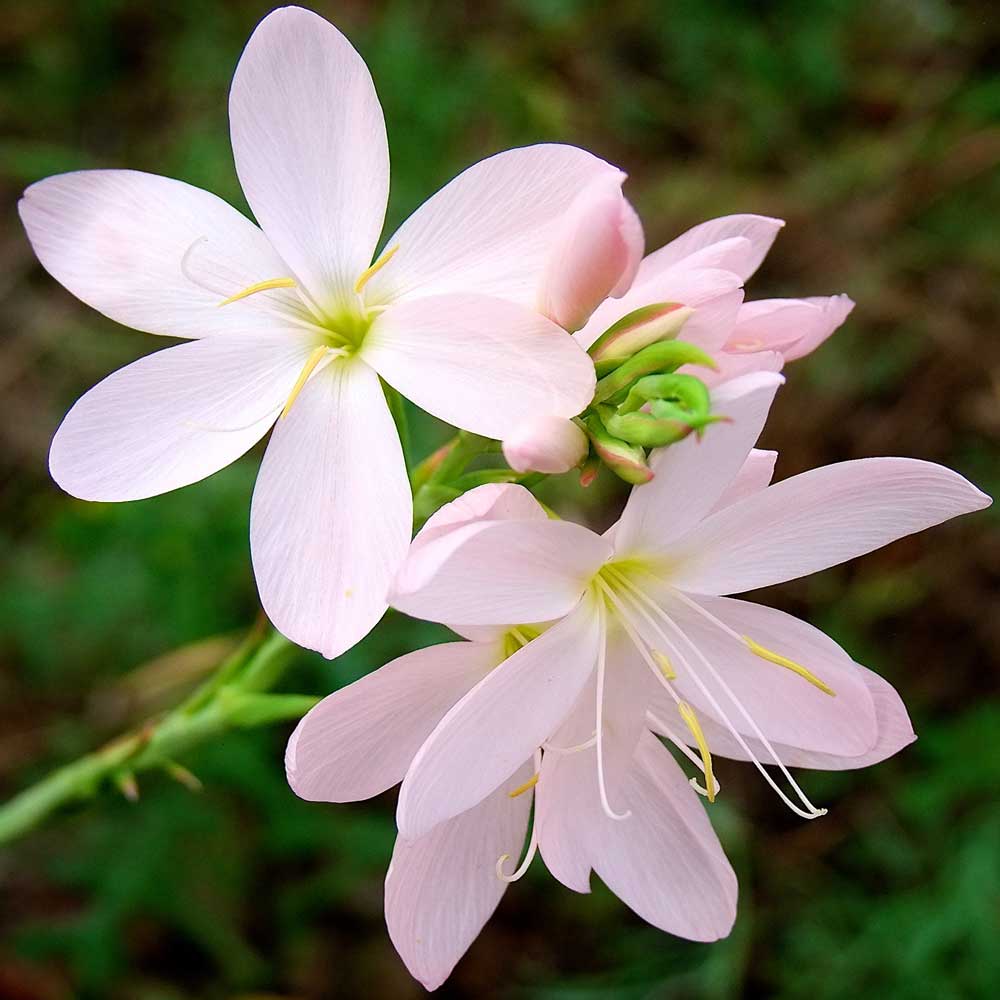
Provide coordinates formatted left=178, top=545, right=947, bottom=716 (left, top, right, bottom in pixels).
left=251, top=358, right=410, bottom=658
left=363, top=144, right=623, bottom=306
left=49, top=332, right=316, bottom=501
left=726, top=294, right=854, bottom=361
left=229, top=6, right=388, bottom=310
left=537, top=729, right=737, bottom=941
left=709, top=449, right=777, bottom=513
left=671, top=458, right=992, bottom=596
left=363, top=294, right=596, bottom=438
left=397, top=596, right=601, bottom=839
left=286, top=640, right=500, bottom=802
left=612, top=371, right=784, bottom=558
left=19, top=170, right=302, bottom=338
left=386, top=761, right=534, bottom=991
left=392, top=516, right=611, bottom=626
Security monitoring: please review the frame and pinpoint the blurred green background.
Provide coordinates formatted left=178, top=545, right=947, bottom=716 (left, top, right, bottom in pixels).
left=1, top=1, right=998, bottom=997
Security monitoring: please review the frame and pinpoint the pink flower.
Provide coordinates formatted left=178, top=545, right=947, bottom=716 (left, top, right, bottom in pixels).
left=575, top=214, right=854, bottom=382
left=18, top=6, right=620, bottom=659
left=502, top=415, right=589, bottom=474
left=386, top=370, right=989, bottom=940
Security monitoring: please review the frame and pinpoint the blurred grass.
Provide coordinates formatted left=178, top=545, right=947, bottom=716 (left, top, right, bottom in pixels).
left=1, top=1, right=998, bottom=997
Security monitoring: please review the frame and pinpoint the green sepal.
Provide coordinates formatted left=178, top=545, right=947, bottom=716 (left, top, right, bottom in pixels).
left=588, top=302, right=694, bottom=376
left=581, top=412, right=653, bottom=485
left=592, top=339, right=718, bottom=405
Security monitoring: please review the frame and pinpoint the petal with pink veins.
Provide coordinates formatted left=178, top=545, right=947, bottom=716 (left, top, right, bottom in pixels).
left=286, top=640, right=501, bottom=802
left=251, top=358, right=411, bottom=659
left=363, top=293, right=596, bottom=440
left=386, top=761, right=535, bottom=991
left=397, top=595, right=602, bottom=839
left=669, top=458, right=992, bottom=596
left=49, top=332, right=317, bottom=501
left=230, top=7, right=388, bottom=311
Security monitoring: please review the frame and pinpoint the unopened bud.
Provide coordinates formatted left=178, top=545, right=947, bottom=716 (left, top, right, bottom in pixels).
left=538, top=173, right=644, bottom=332
left=592, top=339, right=717, bottom=405
left=582, top=413, right=653, bottom=485
left=502, top=416, right=588, bottom=474
left=588, top=302, right=695, bottom=375
left=599, top=374, right=721, bottom=448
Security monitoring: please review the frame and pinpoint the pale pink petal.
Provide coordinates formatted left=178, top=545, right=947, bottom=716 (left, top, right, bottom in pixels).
left=644, top=594, right=878, bottom=755
left=251, top=359, right=410, bottom=658
left=49, top=332, right=316, bottom=501
left=612, top=371, right=784, bottom=557
left=670, top=458, right=992, bottom=596
left=286, top=640, right=500, bottom=802
left=19, top=170, right=303, bottom=338
left=537, top=730, right=737, bottom=940
left=397, top=597, right=601, bottom=839
left=695, top=348, right=784, bottom=388
left=726, top=294, right=854, bottom=361
left=709, top=449, right=777, bottom=513
left=363, top=144, right=624, bottom=305
left=230, top=7, right=388, bottom=310
left=391, top=516, right=611, bottom=626
left=538, top=172, right=644, bottom=331
left=638, top=214, right=784, bottom=283
left=363, top=294, right=596, bottom=438
left=386, top=761, right=534, bottom=991
left=502, top=416, right=588, bottom=474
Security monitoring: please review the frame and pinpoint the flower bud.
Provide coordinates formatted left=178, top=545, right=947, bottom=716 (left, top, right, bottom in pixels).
left=538, top=173, right=644, bottom=332
left=502, top=416, right=589, bottom=474
left=581, top=413, right=653, bottom=485
left=588, top=302, right=695, bottom=375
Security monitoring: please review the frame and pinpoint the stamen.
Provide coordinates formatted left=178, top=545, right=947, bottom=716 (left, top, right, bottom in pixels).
left=653, top=649, right=676, bottom=680
left=280, top=347, right=329, bottom=420
left=542, top=733, right=597, bottom=754
left=218, top=277, right=297, bottom=307
left=508, top=774, right=539, bottom=798
left=677, top=701, right=716, bottom=802
left=594, top=600, right=631, bottom=821
left=743, top=636, right=836, bottom=696
left=497, top=751, right=541, bottom=883
left=354, top=244, right=399, bottom=294
left=647, top=710, right=720, bottom=798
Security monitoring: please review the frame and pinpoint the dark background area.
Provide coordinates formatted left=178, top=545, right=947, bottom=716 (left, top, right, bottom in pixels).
left=1, top=1, right=998, bottom=997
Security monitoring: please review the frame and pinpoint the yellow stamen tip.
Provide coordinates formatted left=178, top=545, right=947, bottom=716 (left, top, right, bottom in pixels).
left=280, top=346, right=329, bottom=420
left=743, top=636, right=836, bottom=697
left=218, top=277, right=296, bottom=307
left=354, top=244, right=399, bottom=294
left=652, top=649, right=676, bottom=680
left=677, top=701, right=716, bottom=802
left=508, top=773, right=539, bottom=799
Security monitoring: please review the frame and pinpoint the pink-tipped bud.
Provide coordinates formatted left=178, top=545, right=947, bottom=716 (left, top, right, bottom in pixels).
left=502, top=416, right=589, bottom=474
left=538, top=173, right=645, bottom=332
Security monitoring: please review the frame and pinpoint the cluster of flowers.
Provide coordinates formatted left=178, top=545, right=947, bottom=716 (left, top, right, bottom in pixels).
left=20, top=7, right=990, bottom=991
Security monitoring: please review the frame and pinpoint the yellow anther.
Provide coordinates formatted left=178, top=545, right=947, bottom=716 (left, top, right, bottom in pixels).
left=280, top=347, right=329, bottom=420
left=677, top=701, right=716, bottom=802
left=652, top=649, right=676, bottom=680
left=218, top=277, right=296, bottom=307
left=354, top=244, right=399, bottom=294
left=508, top=773, right=539, bottom=799
left=743, top=636, right=836, bottom=697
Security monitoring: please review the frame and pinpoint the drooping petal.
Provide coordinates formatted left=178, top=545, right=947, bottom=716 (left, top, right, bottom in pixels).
left=363, top=144, right=624, bottom=305
left=363, top=294, right=596, bottom=439
left=397, top=596, right=601, bottom=839
left=644, top=594, right=878, bottom=755
left=386, top=761, right=534, bottom=991
left=229, top=6, right=388, bottom=311
left=726, top=294, right=854, bottom=361
left=49, top=332, right=316, bottom=501
left=251, top=358, right=410, bottom=659
left=670, top=458, right=992, bottom=596
left=611, top=371, right=784, bottom=558
left=391, top=514, right=611, bottom=627
left=709, top=449, right=777, bottom=513
left=19, top=170, right=304, bottom=338
left=637, top=214, right=784, bottom=283
left=537, top=729, right=737, bottom=941
left=286, top=640, right=500, bottom=802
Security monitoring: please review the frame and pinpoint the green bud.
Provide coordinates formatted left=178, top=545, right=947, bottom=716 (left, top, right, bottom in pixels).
left=592, top=339, right=718, bottom=405
left=588, top=302, right=695, bottom=376
left=582, top=412, right=654, bottom=485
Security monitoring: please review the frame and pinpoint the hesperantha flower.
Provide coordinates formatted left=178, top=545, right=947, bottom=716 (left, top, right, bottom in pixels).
left=15, top=6, right=636, bottom=658
left=286, top=482, right=736, bottom=988
left=390, top=369, right=990, bottom=876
